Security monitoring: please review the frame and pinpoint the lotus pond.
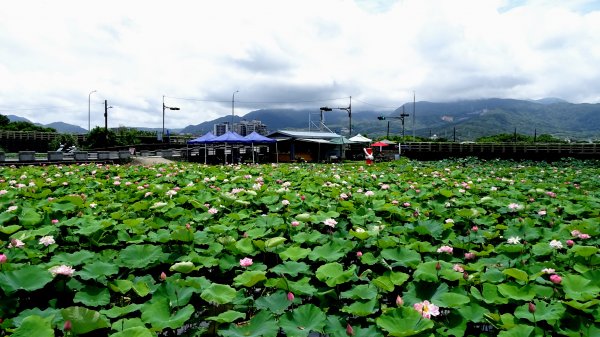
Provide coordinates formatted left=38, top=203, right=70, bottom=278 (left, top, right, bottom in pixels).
left=0, top=158, right=598, bottom=337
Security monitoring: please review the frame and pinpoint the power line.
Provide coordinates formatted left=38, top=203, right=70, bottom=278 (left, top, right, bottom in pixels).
left=352, top=98, right=398, bottom=110
left=165, top=95, right=351, bottom=105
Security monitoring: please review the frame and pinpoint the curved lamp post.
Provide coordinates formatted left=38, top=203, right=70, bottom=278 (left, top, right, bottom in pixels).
left=88, top=90, right=96, bottom=132
left=162, top=95, right=180, bottom=142
left=231, top=90, right=239, bottom=131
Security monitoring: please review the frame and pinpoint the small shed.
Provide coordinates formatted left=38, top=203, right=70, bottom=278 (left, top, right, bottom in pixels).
left=268, top=130, right=343, bottom=162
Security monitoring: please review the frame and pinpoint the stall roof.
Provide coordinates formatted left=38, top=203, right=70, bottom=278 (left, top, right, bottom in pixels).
left=268, top=130, right=342, bottom=140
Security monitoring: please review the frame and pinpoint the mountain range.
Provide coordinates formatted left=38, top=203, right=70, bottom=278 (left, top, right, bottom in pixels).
left=6, top=98, right=600, bottom=140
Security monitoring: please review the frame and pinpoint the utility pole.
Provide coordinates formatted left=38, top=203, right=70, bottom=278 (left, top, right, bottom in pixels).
left=387, top=121, right=390, bottom=139
left=412, top=91, right=416, bottom=140
left=104, top=100, right=108, bottom=133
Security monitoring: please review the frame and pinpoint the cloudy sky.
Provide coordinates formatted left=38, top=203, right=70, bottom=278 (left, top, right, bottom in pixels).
left=1, top=0, right=599, bottom=130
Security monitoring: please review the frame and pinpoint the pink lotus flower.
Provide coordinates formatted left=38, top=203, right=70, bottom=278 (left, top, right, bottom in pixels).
left=566, top=239, right=574, bottom=247
left=578, top=233, right=591, bottom=239
left=208, top=208, right=218, bottom=215
left=0, top=254, right=7, bottom=264
left=364, top=190, right=374, bottom=197
left=413, top=300, right=440, bottom=319
left=287, top=292, right=295, bottom=301
left=239, top=257, right=253, bottom=267
left=538, top=210, right=547, bottom=216
left=282, top=200, right=290, bottom=206
left=64, top=320, right=72, bottom=331
left=571, top=230, right=581, bottom=237
left=403, top=202, right=411, bottom=207
left=39, top=236, right=56, bottom=247
left=453, top=264, right=464, bottom=272
left=471, top=225, right=479, bottom=232
left=346, top=323, right=354, bottom=336
left=549, top=274, right=562, bottom=284
left=8, top=239, right=24, bottom=249
left=160, top=272, right=167, bottom=281
left=291, top=221, right=300, bottom=227
left=356, top=251, right=363, bottom=257
left=508, top=203, right=522, bottom=211
left=464, top=252, right=476, bottom=260
left=324, top=218, right=338, bottom=228
left=51, top=219, right=59, bottom=224
left=49, top=265, right=75, bottom=277
left=395, top=295, right=404, bottom=306
left=437, top=245, right=453, bottom=254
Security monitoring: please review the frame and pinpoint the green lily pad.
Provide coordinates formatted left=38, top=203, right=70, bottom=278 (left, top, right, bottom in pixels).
left=200, top=283, right=238, bottom=304
left=118, top=244, right=168, bottom=269
left=109, top=326, right=154, bottom=337
left=61, top=306, right=110, bottom=335
left=11, top=315, right=54, bottom=337
left=207, top=310, right=246, bottom=323
left=279, top=246, right=311, bottom=261
left=316, top=262, right=356, bottom=287
left=0, top=265, right=53, bottom=293
left=376, top=307, right=434, bottom=337
left=140, top=298, right=194, bottom=330
left=219, top=310, right=279, bottom=337
left=514, top=300, right=565, bottom=322
left=279, top=304, right=327, bottom=337
left=233, top=270, right=267, bottom=287
left=73, top=285, right=111, bottom=307
left=271, top=261, right=310, bottom=276
left=255, top=291, right=293, bottom=315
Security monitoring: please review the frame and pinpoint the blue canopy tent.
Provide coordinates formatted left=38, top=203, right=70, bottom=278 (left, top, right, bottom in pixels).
left=244, top=132, right=276, bottom=163
left=187, top=132, right=217, bottom=164
left=205, top=131, right=252, bottom=164
left=187, top=132, right=216, bottom=144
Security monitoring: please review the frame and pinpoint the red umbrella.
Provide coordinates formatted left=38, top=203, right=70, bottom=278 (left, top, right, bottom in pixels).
left=370, top=141, right=389, bottom=151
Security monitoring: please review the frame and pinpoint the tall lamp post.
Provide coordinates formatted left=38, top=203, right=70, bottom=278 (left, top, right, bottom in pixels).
left=377, top=107, right=410, bottom=139
left=231, top=90, right=239, bottom=132
left=318, top=96, right=352, bottom=136
left=162, top=95, right=180, bottom=142
left=88, top=90, right=96, bottom=132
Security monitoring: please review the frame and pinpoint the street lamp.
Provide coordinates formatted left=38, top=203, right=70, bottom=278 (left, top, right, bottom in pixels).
left=377, top=107, right=410, bottom=139
left=231, top=90, right=239, bottom=132
left=88, top=90, right=96, bottom=132
left=318, top=96, right=352, bottom=135
left=162, top=95, right=180, bottom=142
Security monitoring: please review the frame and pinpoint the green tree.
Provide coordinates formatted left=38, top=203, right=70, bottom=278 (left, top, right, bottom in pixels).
left=0, top=114, right=9, bottom=127
left=83, top=127, right=118, bottom=149
left=49, top=134, right=78, bottom=151
left=2, top=121, right=55, bottom=132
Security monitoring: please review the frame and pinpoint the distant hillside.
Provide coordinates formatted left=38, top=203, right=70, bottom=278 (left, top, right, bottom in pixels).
left=389, top=98, right=600, bottom=140
left=44, top=122, right=87, bottom=134
left=7, top=115, right=33, bottom=123
left=181, top=109, right=381, bottom=135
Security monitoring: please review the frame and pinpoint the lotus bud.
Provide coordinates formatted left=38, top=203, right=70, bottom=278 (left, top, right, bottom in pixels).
left=528, top=302, right=536, bottom=313
left=549, top=274, right=562, bottom=284
left=301, top=195, right=306, bottom=201
left=566, top=239, right=574, bottom=247
left=471, top=225, right=479, bottom=232
left=463, top=271, right=469, bottom=280
left=395, top=295, right=403, bottom=306
left=346, top=323, right=354, bottom=336
left=64, top=320, right=72, bottom=331
left=287, top=292, right=295, bottom=301
left=160, top=272, right=167, bottom=281
left=356, top=251, right=363, bottom=257
left=435, top=261, right=441, bottom=271
left=186, top=223, right=191, bottom=230
left=0, top=254, right=7, bottom=264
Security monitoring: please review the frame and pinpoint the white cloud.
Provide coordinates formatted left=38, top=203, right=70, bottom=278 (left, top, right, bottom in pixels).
left=0, top=0, right=599, bottom=130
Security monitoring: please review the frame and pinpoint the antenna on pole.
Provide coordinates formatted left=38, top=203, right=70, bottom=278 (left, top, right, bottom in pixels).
left=412, top=91, right=416, bottom=140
